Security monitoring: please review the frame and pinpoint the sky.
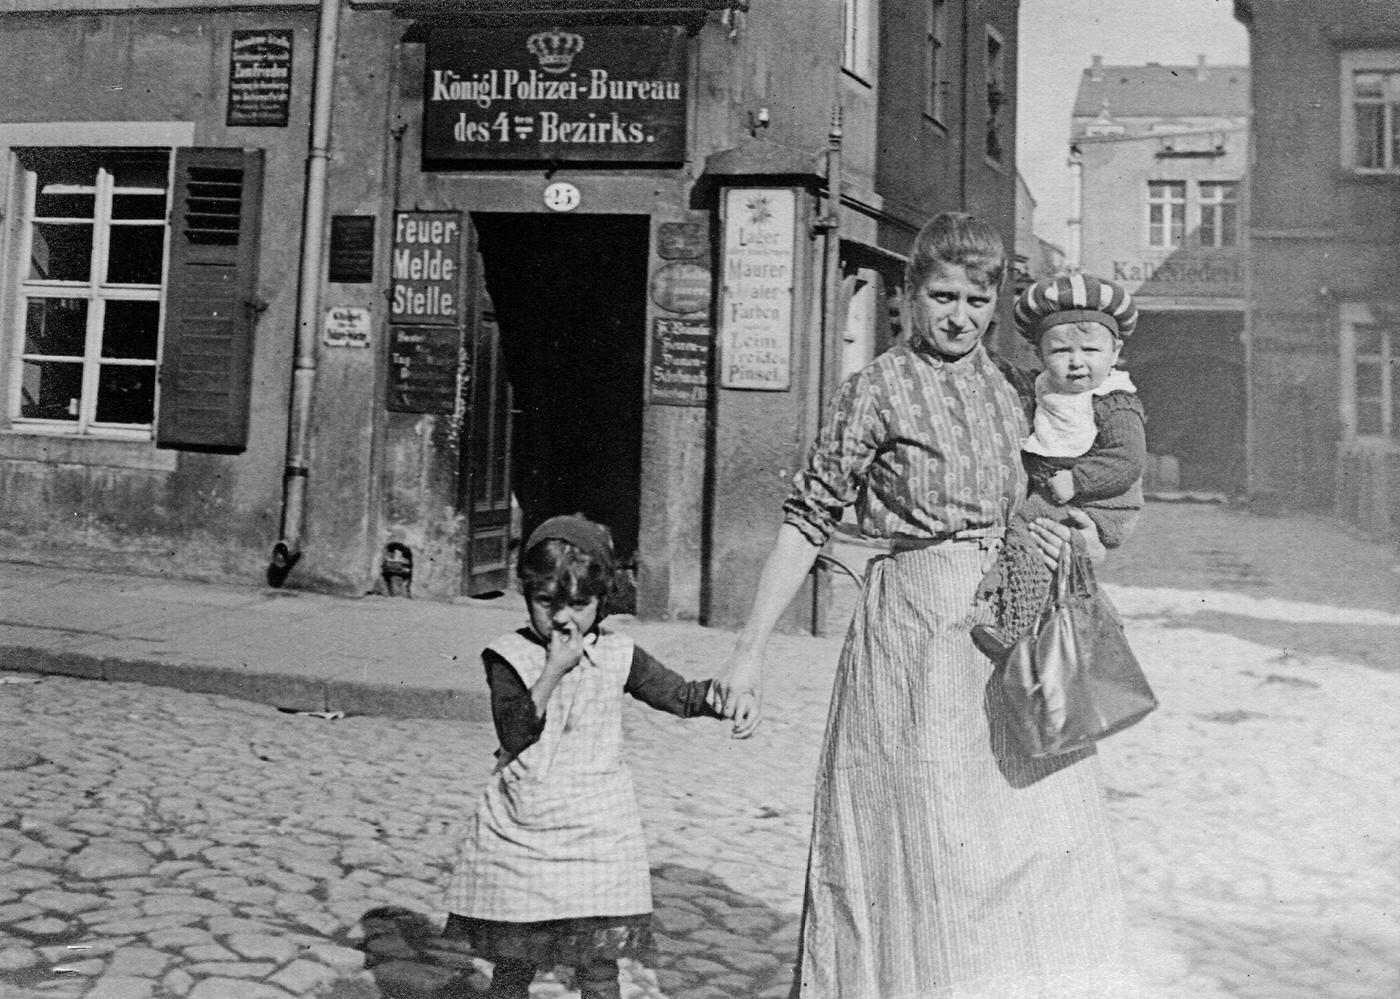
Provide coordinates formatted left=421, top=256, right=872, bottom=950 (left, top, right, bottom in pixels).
left=1016, top=0, right=1249, bottom=252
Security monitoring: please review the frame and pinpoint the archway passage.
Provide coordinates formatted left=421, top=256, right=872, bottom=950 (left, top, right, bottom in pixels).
left=1124, top=309, right=1246, bottom=496
left=472, top=212, right=650, bottom=568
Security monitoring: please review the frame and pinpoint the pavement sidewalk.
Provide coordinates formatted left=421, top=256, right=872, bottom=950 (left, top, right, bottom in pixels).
left=0, top=562, right=531, bottom=721
left=2, top=499, right=1397, bottom=723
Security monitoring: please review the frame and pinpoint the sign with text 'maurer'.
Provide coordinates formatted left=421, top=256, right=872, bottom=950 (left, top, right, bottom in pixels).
left=719, top=188, right=797, bottom=391
left=423, top=25, right=687, bottom=165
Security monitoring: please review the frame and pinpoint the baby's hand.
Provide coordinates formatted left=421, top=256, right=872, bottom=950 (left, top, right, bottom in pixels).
left=1049, top=469, right=1076, bottom=504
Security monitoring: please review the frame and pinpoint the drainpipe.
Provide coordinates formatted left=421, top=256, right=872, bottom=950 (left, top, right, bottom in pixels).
left=1066, top=145, right=1083, bottom=272
left=268, top=0, right=343, bottom=586
left=809, top=104, right=843, bottom=635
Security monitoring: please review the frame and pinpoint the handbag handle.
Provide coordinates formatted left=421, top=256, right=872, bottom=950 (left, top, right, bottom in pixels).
left=1053, top=529, right=1097, bottom=604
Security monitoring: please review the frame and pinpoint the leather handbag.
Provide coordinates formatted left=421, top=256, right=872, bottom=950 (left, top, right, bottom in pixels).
left=1000, top=534, right=1157, bottom=758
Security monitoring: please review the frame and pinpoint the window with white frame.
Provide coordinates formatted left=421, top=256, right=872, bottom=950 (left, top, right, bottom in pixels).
left=1343, top=305, right=1400, bottom=438
left=1146, top=180, right=1186, bottom=248
left=924, top=0, right=948, bottom=122
left=842, top=0, right=875, bottom=81
left=1197, top=180, right=1239, bottom=247
left=984, top=26, right=1006, bottom=163
left=1341, top=50, right=1400, bottom=173
left=12, top=148, right=170, bottom=435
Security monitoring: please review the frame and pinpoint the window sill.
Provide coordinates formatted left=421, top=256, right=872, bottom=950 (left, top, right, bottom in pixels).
left=0, top=430, right=176, bottom=471
left=1337, top=167, right=1400, bottom=184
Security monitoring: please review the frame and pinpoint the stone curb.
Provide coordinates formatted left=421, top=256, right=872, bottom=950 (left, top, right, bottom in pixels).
left=0, top=644, right=492, bottom=722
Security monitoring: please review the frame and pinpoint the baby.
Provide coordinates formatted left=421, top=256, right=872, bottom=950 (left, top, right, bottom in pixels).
left=974, top=274, right=1147, bottom=662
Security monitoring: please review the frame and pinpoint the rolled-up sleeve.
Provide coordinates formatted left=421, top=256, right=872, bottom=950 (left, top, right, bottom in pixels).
left=782, top=371, right=883, bottom=546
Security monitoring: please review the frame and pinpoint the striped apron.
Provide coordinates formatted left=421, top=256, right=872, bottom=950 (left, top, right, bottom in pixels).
left=797, top=540, right=1140, bottom=999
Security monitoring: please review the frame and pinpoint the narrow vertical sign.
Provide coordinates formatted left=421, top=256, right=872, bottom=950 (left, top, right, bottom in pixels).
left=227, top=29, right=293, bottom=127
left=719, top=188, right=797, bottom=391
left=390, top=211, right=461, bottom=326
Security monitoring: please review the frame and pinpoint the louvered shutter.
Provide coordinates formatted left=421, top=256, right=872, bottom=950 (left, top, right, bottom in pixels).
left=156, top=147, right=264, bottom=451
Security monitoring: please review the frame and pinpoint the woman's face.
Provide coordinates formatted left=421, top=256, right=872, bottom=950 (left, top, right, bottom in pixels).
left=910, top=263, right=999, bottom=358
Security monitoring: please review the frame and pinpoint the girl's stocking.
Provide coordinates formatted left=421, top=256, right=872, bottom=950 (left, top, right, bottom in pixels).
left=487, top=958, right=536, bottom=999
left=576, top=957, right=621, bottom=999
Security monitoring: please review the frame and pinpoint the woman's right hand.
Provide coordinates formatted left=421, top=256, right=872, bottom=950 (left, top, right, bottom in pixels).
left=721, top=649, right=764, bottom=739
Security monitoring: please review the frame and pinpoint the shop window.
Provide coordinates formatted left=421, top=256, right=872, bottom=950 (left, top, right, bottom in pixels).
left=7, top=146, right=262, bottom=450
left=1197, top=181, right=1239, bottom=247
left=1342, top=305, right=1400, bottom=439
left=1146, top=180, right=1186, bottom=248
left=924, top=0, right=949, bottom=123
left=984, top=27, right=1006, bottom=164
left=1340, top=50, right=1400, bottom=173
left=842, top=0, right=875, bottom=82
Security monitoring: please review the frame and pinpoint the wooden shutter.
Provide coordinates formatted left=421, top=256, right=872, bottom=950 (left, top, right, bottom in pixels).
left=156, top=147, right=264, bottom=451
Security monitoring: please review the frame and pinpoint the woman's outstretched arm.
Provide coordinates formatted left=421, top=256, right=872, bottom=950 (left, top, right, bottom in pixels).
left=720, top=522, right=823, bottom=737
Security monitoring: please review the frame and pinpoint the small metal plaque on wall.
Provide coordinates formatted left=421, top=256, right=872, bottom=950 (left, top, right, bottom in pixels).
left=227, top=29, right=293, bottom=127
left=648, top=317, right=711, bottom=407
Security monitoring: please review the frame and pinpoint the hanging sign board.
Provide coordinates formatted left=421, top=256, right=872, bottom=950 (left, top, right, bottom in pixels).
left=718, top=188, right=797, bottom=391
left=390, top=211, right=461, bottom=326
left=387, top=326, right=462, bottom=414
left=648, top=317, right=711, bottom=407
left=226, top=29, right=293, bottom=127
left=423, top=25, right=688, bottom=165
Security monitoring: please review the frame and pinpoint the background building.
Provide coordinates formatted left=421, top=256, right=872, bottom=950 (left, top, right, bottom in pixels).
left=1068, top=55, right=1249, bottom=496
left=0, top=0, right=1020, bottom=631
left=1234, top=0, right=1400, bottom=537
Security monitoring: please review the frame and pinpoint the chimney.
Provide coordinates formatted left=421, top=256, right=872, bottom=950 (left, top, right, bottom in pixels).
left=1196, top=54, right=1208, bottom=80
left=1089, top=54, right=1104, bottom=82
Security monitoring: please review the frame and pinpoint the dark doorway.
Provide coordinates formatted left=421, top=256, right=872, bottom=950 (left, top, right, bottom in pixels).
left=1123, top=309, right=1246, bottom=495
left=471, top=212, right=649, bottom=567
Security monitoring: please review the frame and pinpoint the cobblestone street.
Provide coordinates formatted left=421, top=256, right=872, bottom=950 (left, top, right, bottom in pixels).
left=2, top=503, right=1399, bottom=999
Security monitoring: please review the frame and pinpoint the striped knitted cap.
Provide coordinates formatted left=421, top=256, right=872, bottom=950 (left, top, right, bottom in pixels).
left=1013, top=274, right=1138, bottom=342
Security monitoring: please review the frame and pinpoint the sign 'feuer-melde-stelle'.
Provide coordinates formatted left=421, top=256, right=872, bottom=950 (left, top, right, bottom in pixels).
left=423, top=25, right=688, bottom=164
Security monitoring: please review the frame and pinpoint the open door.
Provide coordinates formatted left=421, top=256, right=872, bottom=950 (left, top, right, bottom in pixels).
left=460, top=233, right=514, bottom=596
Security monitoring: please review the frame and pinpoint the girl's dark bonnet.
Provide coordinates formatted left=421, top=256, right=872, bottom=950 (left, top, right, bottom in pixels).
left=524, top=515, right=615, bottom=566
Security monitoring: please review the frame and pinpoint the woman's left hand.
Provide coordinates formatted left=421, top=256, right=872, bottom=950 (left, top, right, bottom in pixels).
left=1029, top=508, right=1105, bottom=569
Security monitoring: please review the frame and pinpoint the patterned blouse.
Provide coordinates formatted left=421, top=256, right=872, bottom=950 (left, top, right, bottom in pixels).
left=783, top=341, right=1032, bottom=547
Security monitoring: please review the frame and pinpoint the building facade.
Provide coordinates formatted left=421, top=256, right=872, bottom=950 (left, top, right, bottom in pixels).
left=1068, top=56, right=1249, bottom=496
left=0, top=0, right=1019, bottom=630
left=1235, top=0, right=1400, bottom=535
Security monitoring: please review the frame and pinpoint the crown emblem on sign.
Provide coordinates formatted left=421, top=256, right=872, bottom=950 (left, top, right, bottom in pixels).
left=526, top=28, right=584, bottom=74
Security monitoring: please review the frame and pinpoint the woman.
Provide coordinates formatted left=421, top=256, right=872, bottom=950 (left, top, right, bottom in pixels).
left=722, top=213, right=1138, bottom=998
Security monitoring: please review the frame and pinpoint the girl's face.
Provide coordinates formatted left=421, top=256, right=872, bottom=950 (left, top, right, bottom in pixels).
left=910, top=263, right=999, bottom=358
left=528, top=590, right=600, bottom=643
left=1038, top=322, right=1122, bottom=394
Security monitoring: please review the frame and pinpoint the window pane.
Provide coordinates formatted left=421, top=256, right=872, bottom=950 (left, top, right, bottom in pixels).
left=24, top=297, right=88, bottom=356
left=1220, top=203, right=1237, bottom=246
left=35, top=188, right=95, bottom=219
left=1357, top=399, right=1383, bottom=435
left=29, top=222, right=93, bottom=281
left=95, top=365, right=155, bottom=425
left=1355, top=324, right=1383, bottom=355
left=19, top=360, right=82, bottom=421
left=101, top=300, right=160, bottom=360
left=1357, top=360, right=1382, bottom=397
left=1356, top=104, right=1385, bottom=168
left=106, top=225, right=165, bottom=284
left=112, top=193, right=167, bottom=221
left=104, top=149, right=169, bottom=189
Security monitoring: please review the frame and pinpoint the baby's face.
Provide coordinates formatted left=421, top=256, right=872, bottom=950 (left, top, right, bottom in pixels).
left=1037, top=321, right=1121, bottom=394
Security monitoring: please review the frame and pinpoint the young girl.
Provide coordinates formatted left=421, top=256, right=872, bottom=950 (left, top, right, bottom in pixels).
left=974, top=273, right=1147, bottom=660
left=444, top=514, right=730, bottom=999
